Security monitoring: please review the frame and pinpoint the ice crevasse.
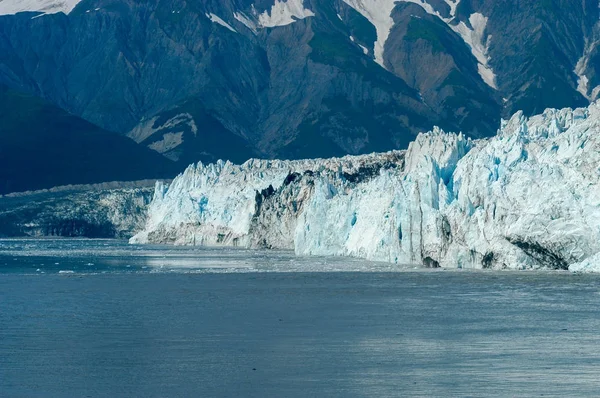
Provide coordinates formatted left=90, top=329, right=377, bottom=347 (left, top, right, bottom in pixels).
left=131, top=103, right=600, bottom=271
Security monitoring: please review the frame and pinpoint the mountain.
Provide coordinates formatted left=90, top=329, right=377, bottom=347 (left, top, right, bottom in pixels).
left=0, top=0, right=436, bottom=166
left=0, top=84, right=178, bottom=194
left=132, top=102, right=600, bottom=272
left=0, top=0, right=598, bottom=192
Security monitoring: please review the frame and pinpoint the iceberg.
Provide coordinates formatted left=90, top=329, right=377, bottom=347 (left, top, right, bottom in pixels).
left=132, top=103, right=600, bottom=271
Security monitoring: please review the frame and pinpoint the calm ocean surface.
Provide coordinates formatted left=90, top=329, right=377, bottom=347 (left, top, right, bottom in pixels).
left=2, top=239, right=600, bottom=397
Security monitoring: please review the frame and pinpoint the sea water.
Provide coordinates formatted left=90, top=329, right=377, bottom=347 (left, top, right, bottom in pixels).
left=1, top=239, right=600, bottom=397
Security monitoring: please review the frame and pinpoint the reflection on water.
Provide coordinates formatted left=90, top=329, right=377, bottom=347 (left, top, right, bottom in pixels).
left=1, top=239, right=600, bottom=396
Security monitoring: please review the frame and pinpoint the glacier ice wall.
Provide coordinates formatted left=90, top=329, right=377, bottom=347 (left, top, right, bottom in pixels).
left=132, top=103, right=600, bottom=270
left=0, top=184, right=154, bottom=238
left=130, top=153, right=403, bottom=248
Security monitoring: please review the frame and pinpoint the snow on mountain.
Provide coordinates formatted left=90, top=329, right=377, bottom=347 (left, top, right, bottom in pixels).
left=206, top=13, right=237, bottom=33
left=148, top=132, right=184, bottom=154
left=451, top=13, right=496, bottom=89
left=234, top=11, right=258, bottom=33
left=132, top=102, right=600, bottom=271
left=257, top=0, right=315, bottom=28
left=444, top=0, right=459, bottom=17
left=342, top=0, right=496, bottom=88
left=0, top=0, right=81, bottom=15
left=341, top=0, right=398, bottom=65
left=128, top=113, right=197, bottom=144
left=575, top=38, right=600, bottom=102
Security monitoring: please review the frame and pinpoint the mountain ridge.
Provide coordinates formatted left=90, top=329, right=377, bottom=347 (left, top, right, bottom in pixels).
left=0, top=0, right=598, bottom=192
left=0, top=84, right=179, bottom=194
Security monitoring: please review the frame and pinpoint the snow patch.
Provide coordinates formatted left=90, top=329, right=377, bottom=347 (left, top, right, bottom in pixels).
left=444, top=0, right=460, bottom=17
left=0, top=0, right=81, bottom=15
left=399, top=0, right=438, bottom=16
left=234, top=11, right=258, bottom=33
left=341, top=0, right=398, bottom=66
left=148, top=132, right=184, bottom=154
left=257, top=0, right=315, bottom=28
left=575, top=39, right=600, bottom=101
left=451, top=13, right=496, bottom=89
left=350, top=36, right=369, bottom=55
left=128, top=117, right=160, bottom=143
left=342, top=0, right=497, bottom=88
left=576, top=72, right=590, bottom=99
left=206, top=13, right=237, bottom=33
left=128, top=113, right=197, bottom=144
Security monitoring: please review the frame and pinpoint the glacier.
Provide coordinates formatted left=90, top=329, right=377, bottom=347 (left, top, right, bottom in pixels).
left=132, top=102, right=600, bottom=271
left=0, top=181, right=155, bottom=238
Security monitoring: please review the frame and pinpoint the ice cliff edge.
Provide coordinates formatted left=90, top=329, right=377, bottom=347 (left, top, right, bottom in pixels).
left=131, top=103, right=600, bottom=271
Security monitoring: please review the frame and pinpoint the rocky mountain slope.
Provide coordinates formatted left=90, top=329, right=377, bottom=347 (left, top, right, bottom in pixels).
left=0, top=85, right=178, bottom=194
left=131, top=101, right=600, bottom=271
left=0, top=0, right=598, bottom=192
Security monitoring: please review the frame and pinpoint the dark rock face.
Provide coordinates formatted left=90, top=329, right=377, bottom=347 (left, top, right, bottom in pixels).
left=383, top=0, right=599, bottom=129
left=0, top=0, right=435, bottom=163
left=385, top=3, right=501, bottom=137
left=0, top=85, right=178, bottom=194
left=0, top=0, right=598, bottom=193
left=470, top=0, right=597, bottom=117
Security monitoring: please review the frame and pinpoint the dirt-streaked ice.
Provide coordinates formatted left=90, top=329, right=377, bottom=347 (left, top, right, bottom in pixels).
left=133, top=102, right=600, bottom=272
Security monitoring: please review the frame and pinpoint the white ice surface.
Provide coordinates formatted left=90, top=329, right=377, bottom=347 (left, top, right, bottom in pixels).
left=206, top=13, right=237, bottom=32
left=444, top=0, right=459, bottom=17
left=0, top=0, right=81, bottom=15
left=341, top=0, right=398, bottom=65
left=133, top=102, right=600, bottom=272
left=569, top=253, right=600, bottom=273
